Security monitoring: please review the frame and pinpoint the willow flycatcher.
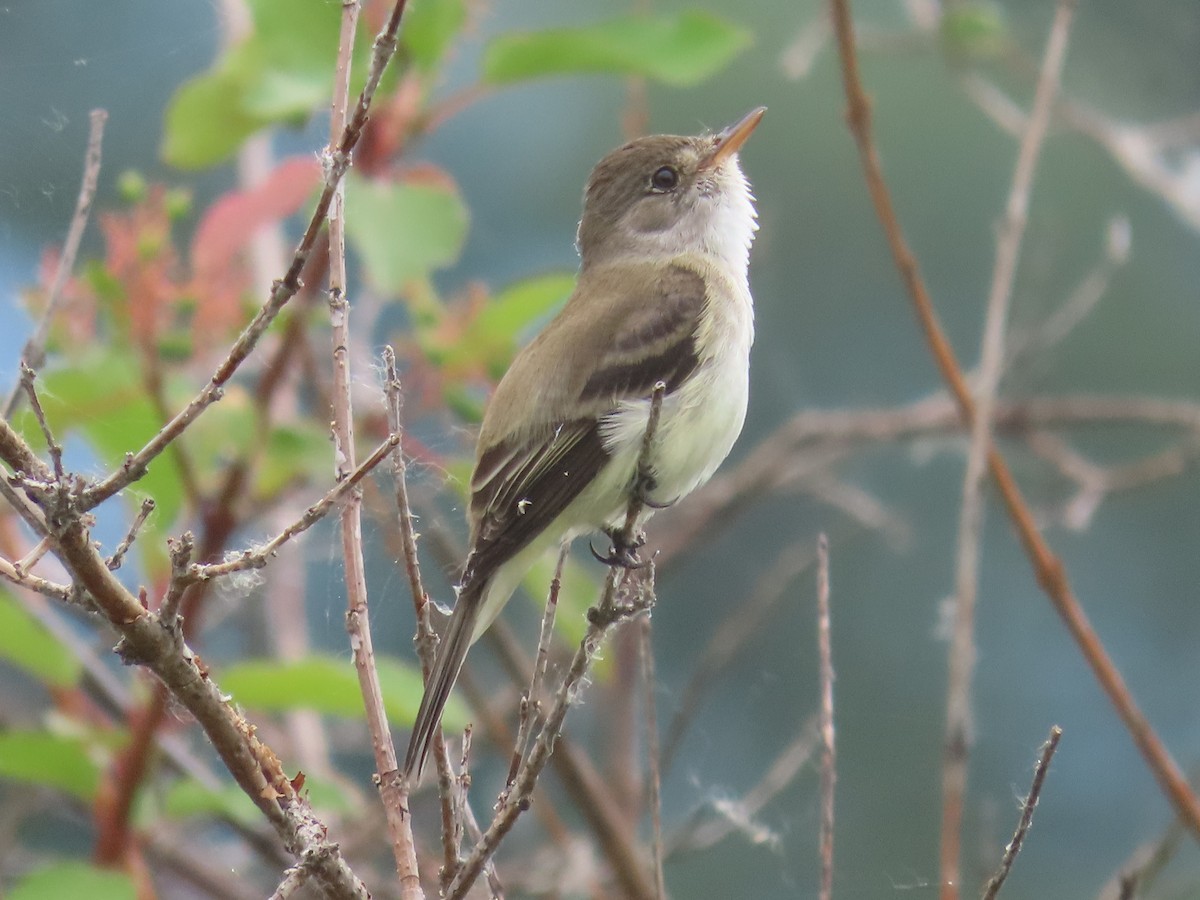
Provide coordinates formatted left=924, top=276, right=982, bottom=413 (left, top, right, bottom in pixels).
left=404, top=107, right=765, bottom=779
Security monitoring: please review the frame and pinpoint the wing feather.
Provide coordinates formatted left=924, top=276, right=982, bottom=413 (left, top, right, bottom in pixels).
left=464, top=262, right=708, bottom=580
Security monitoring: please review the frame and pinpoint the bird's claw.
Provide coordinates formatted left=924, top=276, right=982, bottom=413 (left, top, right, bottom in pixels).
left=588, top=535, right=651, bottom=569
left=634, top=472, right=677, bottom=510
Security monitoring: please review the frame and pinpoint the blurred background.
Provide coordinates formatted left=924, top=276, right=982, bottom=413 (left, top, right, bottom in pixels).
left=1, top=0, right=1198, bottom=898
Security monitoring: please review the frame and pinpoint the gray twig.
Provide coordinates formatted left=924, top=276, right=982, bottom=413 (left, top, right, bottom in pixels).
left=668, top=716, right=820, bottom=856
left=107, top=498, right=156, bottom=571
left=383, top=346, right=464, bottom=885
left=981, top=726, right=1063, bottom=900
left=78, top=0, right=413, bottom=513
left=502, top=545, right=567, bottom=802
left=188, top=434, right=399, bottom=582
left=816, top=535, right=835, bottom=900
left=159, top=531, right=194, bottom=629
left=5, top=109, right=107, bottom=419
left=940, top=2, right=1078, bottom=892
left=18, top=365, right=64, bottom=481
left=640, top=611, right=666, bottom=900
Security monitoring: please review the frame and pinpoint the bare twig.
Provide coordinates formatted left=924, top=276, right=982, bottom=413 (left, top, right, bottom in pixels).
left=662, top=540, right=817, bottom=772
left=941, top=5, right=1077, bottom=894
left=639, top=610, right=666, bottom=900
left=18, top=365, right=65, bottom=481
left=828, top=0, right=1200, bottom=842
left=78, top=0, right=412, bottom=512
left=454, top=725, right=473, bottom=865
left=1006, top=217, right=1131, bottom=369
left=382, top=347, right=428, bottom=616
left=0, top=427, right=369, bottom=897
left=5, top=109, right=106, bottom=419
left=106, top=498, right=156, bottom=571
left=446, top=387, right=669, bottom=900
left=188, top=434, right=399, bottom=582
left=981, top=726, right=1063, bottom=900
left=269, top=865, right=309, bottom=900
left=458, top=789, right=506, bottom=900
left=1027, top=430, right=1200, bottom=530
left=0, top=555, right=72, bottom=601
left=1095, top=817, right=1184, bottom=900
left=159, top=531, right=194, bottom=627
left=324, top=2, right=417, bottom=893
left=503, top=546, right=567, bottom=800
left=669, top=716, right=820, bottom=856
left=382, top=347, right=464, bottom=886
left=816, top=535, right=835, bottom=900
left=13, top=536, right=52, bottom=577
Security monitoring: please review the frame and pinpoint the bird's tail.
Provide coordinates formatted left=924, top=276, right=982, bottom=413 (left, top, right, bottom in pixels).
left=403, top=575, right=485, bottom=782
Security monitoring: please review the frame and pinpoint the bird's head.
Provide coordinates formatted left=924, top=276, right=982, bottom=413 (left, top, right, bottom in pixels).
left=577, top=107, right=765, bottom=275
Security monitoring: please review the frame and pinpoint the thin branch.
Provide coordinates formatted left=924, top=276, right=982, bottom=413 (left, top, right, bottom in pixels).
left=0, top=429, right=369, bottom=897
left=503, top=545, right=567, bottom=801
left=107, top=498, right=156, bottom=571
left=828, top=0, right=1200, bottom=843
left=269, top=865, right=310, bottom=900
left=325, top=2, right=418, bottom=893
left=1095, top=817, right=1184, bottom=900
left=18, top=365, right=64, bottom=481
left=5, top=109, right=106, bottom=419
left=466, top=608, right=652, bottom=895
left=446, top=386, right=669, bottom=900
left=662, top=540, right=817, bottom=773
left=942, top=4, right=1076, bottom=894
left=188, top=433, right=399, bottom=582
left=383, top=347, right=429, bottom=618
left=640, top=612, right=666, bottom=900
left=383, top=347, right=464, bottom=886
left=981, top=726, right=1063, bottom=900
left=0, top=555, right=72, bottom=601
left=816, top=535, right=835, bottom=900
left=78, top=0, right=412, bottom=512
left=1006, top=216, right=1131, bottom=369
left=668, top=716, right=820, bottom=856
left=1026, top=430, right=1200, bottom=531
left=159, top=531, right=194, bottom=627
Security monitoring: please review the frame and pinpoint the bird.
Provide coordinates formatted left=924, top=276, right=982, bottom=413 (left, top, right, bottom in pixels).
left=404, top=107, right=765, bottom=780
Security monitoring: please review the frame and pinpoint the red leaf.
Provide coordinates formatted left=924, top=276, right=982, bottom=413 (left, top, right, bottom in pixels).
left=190, top=157, right=321, bottom=337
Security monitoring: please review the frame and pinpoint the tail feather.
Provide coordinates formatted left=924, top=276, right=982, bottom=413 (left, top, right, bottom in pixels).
left=403, top=577, right=484, bottom=781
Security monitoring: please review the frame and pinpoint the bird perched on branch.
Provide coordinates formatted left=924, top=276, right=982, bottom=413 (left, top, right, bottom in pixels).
left=404, top=108, right=766, bottom=779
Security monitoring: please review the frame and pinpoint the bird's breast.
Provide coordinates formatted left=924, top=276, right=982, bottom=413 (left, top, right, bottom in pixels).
left=598, top=302, right=752, bottom=509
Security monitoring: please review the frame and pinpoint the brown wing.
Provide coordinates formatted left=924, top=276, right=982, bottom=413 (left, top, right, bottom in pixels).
left=463, top=262, right=707, bottom=582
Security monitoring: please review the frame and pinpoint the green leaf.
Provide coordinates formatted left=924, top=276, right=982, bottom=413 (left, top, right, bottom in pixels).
left=162, top=778, right=261, bottom=827
left=221, top=654, right=470, bottom=730
left=482, top=12, right=752, bottom=87
left=9, top=862, right=135, bottom=900
left=521, top=552, right=608, bottom=674
left=0, top=731, right=102, bottom=800
left=344, top=173, right=469, bottom=292
left=0, top=592, right=81, bottom=688
left=163, top=56, right=271, bottom=169
left=163, top=773, right=353, bottom=827
left=256, top=422, right=332, bottom=499
left=240, top=0, right=348, bottom=119
left=163, top=0, right=375, bottom=168
left=13, top=350, right=183, bottom=576
left=404, top=0, right=467, bottom=72
left=428, top=274, right=575, bottom=379
left=940, top=2, right=1010, bottom=61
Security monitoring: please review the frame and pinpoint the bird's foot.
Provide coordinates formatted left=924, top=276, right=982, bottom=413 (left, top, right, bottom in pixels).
left=589, top=529, right=650, bottom=569
left=633, top=472, right=676, bottom=510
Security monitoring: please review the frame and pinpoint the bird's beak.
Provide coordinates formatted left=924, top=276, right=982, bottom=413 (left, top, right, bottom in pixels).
left=699, top=107, right=766, bottom=171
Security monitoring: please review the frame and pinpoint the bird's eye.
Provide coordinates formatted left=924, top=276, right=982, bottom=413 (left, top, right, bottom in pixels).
left=650, top=165, right=679, bottom=191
